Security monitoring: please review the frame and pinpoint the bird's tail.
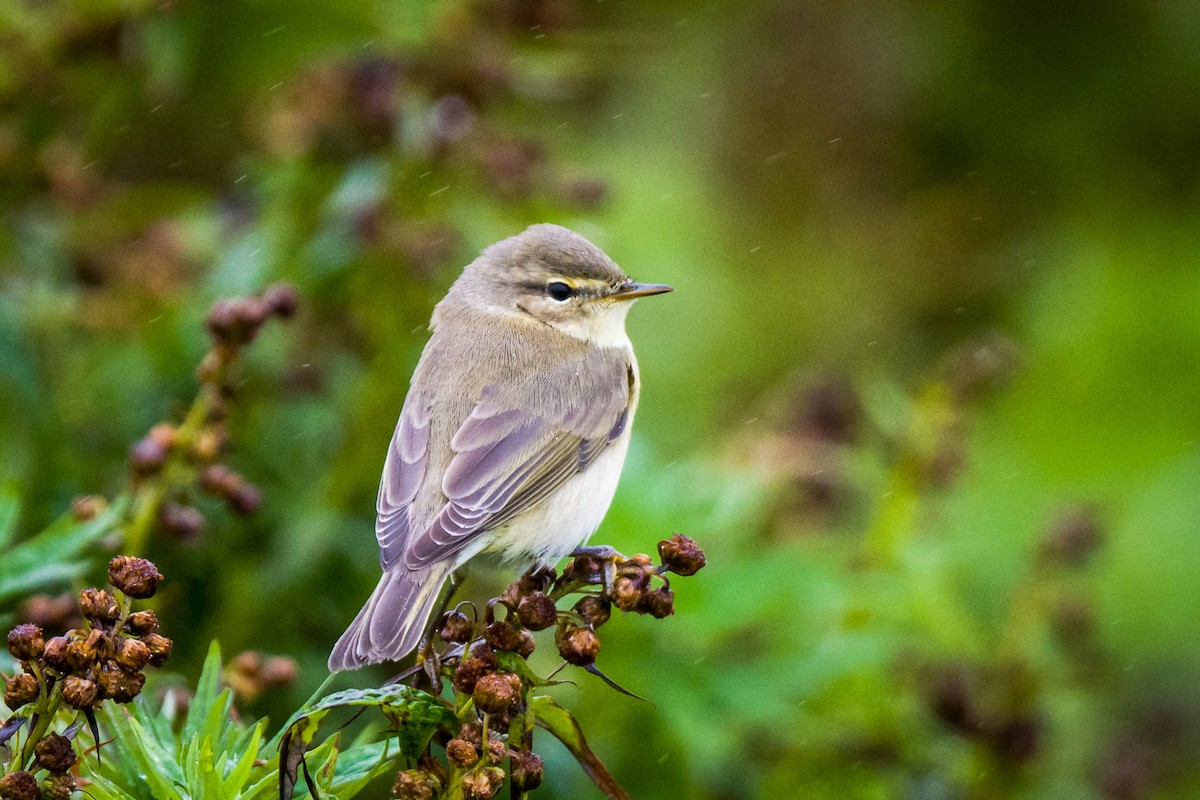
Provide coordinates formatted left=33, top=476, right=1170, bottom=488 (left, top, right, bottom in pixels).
left=328, top=563, right=451, bottom=672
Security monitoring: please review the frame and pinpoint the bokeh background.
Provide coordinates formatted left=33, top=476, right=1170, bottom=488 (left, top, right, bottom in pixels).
left=4, top=0, right=1200, bottom=797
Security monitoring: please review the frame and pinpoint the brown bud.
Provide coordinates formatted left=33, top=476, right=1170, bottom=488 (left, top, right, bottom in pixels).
left=452, top=642, right=496, bottom=694
left=573, top=596, right=611, bottom=628
left=40, top=774, right=76, bottom=800
left=129, top=437, right=168, bottom=477
left=126, top=610, right=159, bottom=636
left=516, top=592, right=557, bottom=631
left=446, top=738, right=478, bottom=768
left=199, top=464, right=235, bottom=497
left=439, top=609, right=475, bottom=644
left=461, top=766, right=505, bottom=800
left=142, top=633, right=173, bottom=666
left=4, top=674, right=40, bottom=709
left=70, top=495, right=107, bottom=522
left=80, top=589, right=119, bottom=623
left=0, top=771, right=38, bottom=800
left=191, top=427, right=225, bottom=462
left=109, top=556, right=163, bottom=599
left=205, top=299, right=240, bottom=343
left=1040, top=505, right=1103, bottom=568
left=19, top=593, right=79, bottom=634
left=457, top=722, right=483, bottom=746
left=556, top=625, right=599, bottom=666
left=638, top=587, right=675, bottom=619
left=97, top=663, right=145, bottom=702
left=562, top=556, right=601, bottom=583
left=7, top=623, right=44, bottom=661
left=483, top=621, right=523, bottom=653
left=228, top=482, right=262, bottom=515
left=658, top=533, right=706, bottom=576
left=34, top=733, right=76, bottom=773
left=41, top=636, right=71, bottom=672
left=236, top=297, right=270, bottom=330
left=391, top=769, right=436, bottom=800
left=263, top=283, right=300, bottom=318
left=562, top=177, right=608, bottom=210
left=472, top=672, right=521, bottom=715
left=65, top=636, right=97, bottom=672
left=513, top=628, right=536, bottom=658
left=611, top=576, right=641, bottom=612
left=115, top=636, right=152, bottom=672
left=160, top=503, right=205, bottom=540
left=61, top=676, right=98, bottom=709
left=485, top=738, right=507, bottom=764
left=510, top=750, right=544, bottom=791
left=260, top=656, right=298, bottom=686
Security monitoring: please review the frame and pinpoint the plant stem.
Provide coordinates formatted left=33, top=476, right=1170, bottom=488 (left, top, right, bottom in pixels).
left=20, top=681, right=63, bottom=769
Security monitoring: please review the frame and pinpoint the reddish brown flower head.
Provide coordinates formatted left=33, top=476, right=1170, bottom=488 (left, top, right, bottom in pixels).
left=115, top=636, right=152, bottom=672
left=129, top=437, right=168, bottom=477
left=70, top=495, right=107, bottom=522
left=40, top=636, right=72, bottom=672
left=263, top=283, right=300, bottom=318
left=483, top=620, right=523, bottom=653
left=40, top=774, right=76, bottom=800
left=391, top=769, right=436, bottom=800
left=516, top=592, right=557, bottom=630
left=573, top=595, right=611, bottom=628
left=142, top=633, right=173, bottom=666
left=125, top=610, right=159, bottom=636
left=611, top=576, right=641, bottom=612
left=555, top=624, right=600, bottom=666
left=79, top=589, right=119, bottom=624
left=439, top=609, right=475, bottom=644
left=658, top=533, right=706, bottom=576
left=461, top=766, right=504, bottom=800
left=0, top=771, right=39, bottom=800
left=34, top=733, right=76, bottom=773
left=61, top=676, right=99, bottom=709
left=108, top=556, right=163, bottom=599
left=97, top=663, right=146, bottom=703
left=638, top=587, right=675, bottom=619
left=3, top=674, right=40, bottom=709
left=452, top=642, right=497, bottom=695
left=510, top=750, right=544, bottom=791
left=446, top=738, right=478, bottom=768
left=7, top=624, right=44, bottom=661
left=472, top=672, right=521, bottom=715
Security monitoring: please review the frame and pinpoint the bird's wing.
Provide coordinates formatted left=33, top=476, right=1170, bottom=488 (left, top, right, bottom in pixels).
left=379, top=348, right=633, bottom=571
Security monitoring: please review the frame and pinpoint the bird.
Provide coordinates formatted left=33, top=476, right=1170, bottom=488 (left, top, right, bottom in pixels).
left=328, top=223, right=672, bottom=671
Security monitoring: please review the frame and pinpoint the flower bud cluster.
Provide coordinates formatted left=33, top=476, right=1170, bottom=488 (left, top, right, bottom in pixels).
left=2, top=556, right=173, bottom=793
left=414, top=534, right=706, bottom=798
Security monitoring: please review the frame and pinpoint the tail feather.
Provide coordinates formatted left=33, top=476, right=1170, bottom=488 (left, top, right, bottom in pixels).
left=328, top=564, right=451, bottom=672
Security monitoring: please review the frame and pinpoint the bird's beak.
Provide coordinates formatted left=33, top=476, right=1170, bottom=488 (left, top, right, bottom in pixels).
left=608, top=281, right=674, bottom=301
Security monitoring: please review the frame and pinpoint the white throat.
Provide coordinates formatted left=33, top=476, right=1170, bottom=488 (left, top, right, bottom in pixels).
left=552, top=301, right=634, bottom=348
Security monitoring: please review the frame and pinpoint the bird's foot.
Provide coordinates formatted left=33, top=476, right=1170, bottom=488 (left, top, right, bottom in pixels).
left=568, top=545, right=627, bottom=593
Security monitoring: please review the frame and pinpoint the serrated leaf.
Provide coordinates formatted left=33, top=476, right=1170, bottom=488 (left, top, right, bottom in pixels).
left=531, top=695, right=630, bottom=800
left=184, top=641, right=227, bottom=744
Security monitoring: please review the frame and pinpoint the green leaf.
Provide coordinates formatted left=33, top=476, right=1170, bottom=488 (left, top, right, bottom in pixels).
left=0, top=495, right=128, bottom=609
left=0, top=484, right=19, bottom=550
left=531, top=695, right=630, bottom=800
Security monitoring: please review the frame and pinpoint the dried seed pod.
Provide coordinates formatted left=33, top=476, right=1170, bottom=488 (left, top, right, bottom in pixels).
left=7, top=623, right=44, bottom=661
left=512, top=628, right=536, bottom=658
left=573, top=595, right=611, bottom=628
left=611, top=576, right=641, bottom=612
left=462, top=766, right=505, bottom=800
left=40, top=774, right=76, bottom=800
left=472, top=672, right=521, bottom=715
left=658, top=533, right=706, bottom=576
left=228, top=482, right=262, bottom=515
left=446, top=738, right=478, bottom=768
left=3, top=674, right=40, bottom=709
left=516, top=592, right=557, bottom=630
left=115, top=636, right=152, bottom=672
left=41, top=636, right=72, bottom=672
left=109, top=556, right=163, bottom=599
left=638, top=587, right=675, bottom=619
left=555, top=624, right=599, bottom=666
left=260, top=656, right=298, bottom=686
left=70, top=495, right=107, bottom=522
left=79, top=589, right=119, bottom=624
left=142, top=633, right=173, bottom=666
left=510, top=750, right=544, bottom=791
left=129, top=437, right=168, bottom=477
left=34, top=733, right=76, bottom=773
left=97, top=662, right=146, bottom=703
left=126, top=609, right=159, bottom=636
left=452, top=642, right=497, bottom=694
left=439, top=609, right=475, bottom=644
left=0, top=771, right=38, bottom=800
left=61, top=676, right=99, bottom=709
left=391, top=769, right=437, bottom=800
left=485, top=738, right=507, bottom=764
left=263, top=283, right=300, bottom=318
left=160, top=503, right=205, bottom=540
left=483, top=620, right=523, bottom=652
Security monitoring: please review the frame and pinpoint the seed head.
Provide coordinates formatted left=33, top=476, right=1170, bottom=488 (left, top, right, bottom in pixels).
left=34, top=733, right=76, bottom=773
left=160, top=503, right=205, bottom=540
left=555, top=624, right=599, bottom=666
left=658, top=533, right=706, bottom=576
left=61, top=676, right=99, bottom=709
left=512, top=628, right=536, bottom=658
left=129, top=437, right=168, bottom=477
left=70, top=495, right=107, bottom=522
left=461, top=766, right=505, bottom=800
left=40, top=774, right=76, bottom=800
left=41, top=636, right=72, bottom=672
left=228, top=482, right=262, bottom=515
left=452, top=642, right=497, bottom=694
left=510, top=750, right=544, bottom=791
left=0, top=771, right=38, bottom=800
left=7, top=623, right=44, bottom=661
left=438, top=609, right=475, bottom=644
left=446, top=738, right=478, bottom=768
left=4, top=674, right=40, bottom=709
left=611, top=576, right=641, bottom=612
left=483, top=620, right=523, bottom=652
left=573, top=595, right=611, bottom=628
left=516, top=592, right=557, bottom=630
left=391, top=769, right=436, bottom=800
left=80, top=588, right=119, bottom=624
left=109, top=555, right=163, bottom=599
left=472, top=672, right=521, bottom=715
left=638, top=587, right=675, bottom=619
left=115, top=636, right=152, bottom=672
left=147, top=423, right=177, bottom=450
left=126, top=610, right=159, bottom=636
left=263, top=282, right=300, bottom=318
left=97, top=663, right=146, bottom=703
left=142, top=633, right=174, bottom=666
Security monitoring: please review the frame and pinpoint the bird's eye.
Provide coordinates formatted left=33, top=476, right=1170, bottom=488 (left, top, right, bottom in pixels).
left=547, top=281, right=573, bottom=301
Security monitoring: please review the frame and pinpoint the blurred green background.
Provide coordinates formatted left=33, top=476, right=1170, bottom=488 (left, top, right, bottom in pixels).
left=3, top=0, right=1200, bottom=797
